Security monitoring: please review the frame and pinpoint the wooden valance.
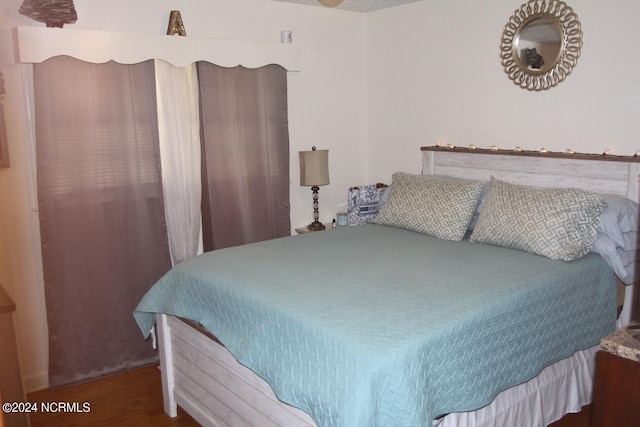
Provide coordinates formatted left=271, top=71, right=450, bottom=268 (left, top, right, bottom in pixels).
left=12, top=26, right=301, bottom=70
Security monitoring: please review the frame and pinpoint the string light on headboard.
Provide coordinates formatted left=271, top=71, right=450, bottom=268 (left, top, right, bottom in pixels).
left=424, top=144, right=640, bottom=163
left=427, top=143, right=640, bottom=161
left=435, top=141, right=456, bottom=149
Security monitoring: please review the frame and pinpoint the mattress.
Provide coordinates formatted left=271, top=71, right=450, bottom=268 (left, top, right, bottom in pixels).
left=134, top=224, right=616, bottom=427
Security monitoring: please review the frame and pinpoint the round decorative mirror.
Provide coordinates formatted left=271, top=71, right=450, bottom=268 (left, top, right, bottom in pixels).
left=499, top=0, right=582, bottom=91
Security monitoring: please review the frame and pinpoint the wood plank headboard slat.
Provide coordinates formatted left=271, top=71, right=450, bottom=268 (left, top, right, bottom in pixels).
left=421, top=147, right=640, bottom=203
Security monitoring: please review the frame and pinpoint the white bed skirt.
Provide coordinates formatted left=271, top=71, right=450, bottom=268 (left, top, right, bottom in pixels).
left=437, top=345, right=596, bottom=427
left=157, top=313, right=596, bottom=427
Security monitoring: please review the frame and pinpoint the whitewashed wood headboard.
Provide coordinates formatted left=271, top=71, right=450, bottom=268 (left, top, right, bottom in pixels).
left=421, top=146, right=640, bottom=326
left=422, top=146, right=640, bottom=202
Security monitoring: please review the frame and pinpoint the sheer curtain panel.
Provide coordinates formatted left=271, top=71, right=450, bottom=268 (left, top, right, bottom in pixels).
left=198, top=64, right=291, bottom=250
left=34, top=57, right=172, bottom=388
left=154, top=60, right=202, bottom=265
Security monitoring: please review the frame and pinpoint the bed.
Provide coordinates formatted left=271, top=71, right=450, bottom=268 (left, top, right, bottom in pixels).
left=134, top=146, right=640, bottom=427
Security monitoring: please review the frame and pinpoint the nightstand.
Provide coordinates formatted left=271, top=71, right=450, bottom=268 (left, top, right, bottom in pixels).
left=295, top=223, right=336, bottom=234
left=591, top=323, right=640, bottom=427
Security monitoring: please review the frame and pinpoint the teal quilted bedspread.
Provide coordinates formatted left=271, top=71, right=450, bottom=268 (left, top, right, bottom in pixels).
left=134, top=224, right=616, bottom=427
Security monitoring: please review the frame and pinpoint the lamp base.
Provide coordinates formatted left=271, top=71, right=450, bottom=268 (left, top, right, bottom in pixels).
left=306, top=220, right=326, bottom=231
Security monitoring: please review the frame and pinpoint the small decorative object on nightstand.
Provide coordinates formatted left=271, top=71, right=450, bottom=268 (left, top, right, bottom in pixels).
left=299, top=146, right=330, bottom=231
left=591, top=323, right=640, bottom=427
left=295, top=223, right=333, bottom=235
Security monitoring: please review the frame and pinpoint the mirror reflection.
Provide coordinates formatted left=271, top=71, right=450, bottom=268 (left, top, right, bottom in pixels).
left=500, top=0, right=582, bottom=91
left=515, top=18, right=562, bottom=73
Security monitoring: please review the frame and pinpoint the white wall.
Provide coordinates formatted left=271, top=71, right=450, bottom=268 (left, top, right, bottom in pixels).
left=0, top=0, right=367, bottom=390
left=366, top=0, right=640, bottom=183
left=0, top=64, right=49, bottom=392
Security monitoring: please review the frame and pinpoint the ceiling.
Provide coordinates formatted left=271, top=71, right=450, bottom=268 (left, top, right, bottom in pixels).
left=270, top=0, right=423, bottom=12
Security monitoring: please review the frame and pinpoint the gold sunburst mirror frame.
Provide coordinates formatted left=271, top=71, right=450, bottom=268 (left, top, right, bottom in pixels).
left=499, top=0, right=582, bottom=91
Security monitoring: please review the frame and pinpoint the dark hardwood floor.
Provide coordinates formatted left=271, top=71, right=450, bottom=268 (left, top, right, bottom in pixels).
left=550, top=406, right=592, bottom=427
left=26, top=364, right=591, bottom=426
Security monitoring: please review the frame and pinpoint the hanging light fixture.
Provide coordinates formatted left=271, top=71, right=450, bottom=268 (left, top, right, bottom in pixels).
left=19, top=0, right=78, bottom=28
left=318, top=0, right=344, bottom=7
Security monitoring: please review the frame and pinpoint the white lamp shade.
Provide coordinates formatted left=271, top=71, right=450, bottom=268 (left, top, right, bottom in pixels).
left=299, top=148, right=329, bottom=186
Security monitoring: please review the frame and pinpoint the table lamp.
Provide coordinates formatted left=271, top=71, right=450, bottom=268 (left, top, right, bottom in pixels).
left=299, top=146, right=329, bottom=231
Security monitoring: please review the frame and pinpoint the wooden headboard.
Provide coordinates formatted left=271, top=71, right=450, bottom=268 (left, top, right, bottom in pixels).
left=422, top=146, right=640, bottom=202
left=421, top=146, right=640, bottom=326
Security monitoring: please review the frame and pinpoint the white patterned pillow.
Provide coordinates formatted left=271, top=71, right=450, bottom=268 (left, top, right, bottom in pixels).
left=373, top=172, right=484, bottom=241
left=470, top=177, right=607, bottom=261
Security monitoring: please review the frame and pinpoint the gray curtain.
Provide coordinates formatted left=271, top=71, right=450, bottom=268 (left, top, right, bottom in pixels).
left=198, top=63, right=290, bottom=250
left=34, top=57, right=172, bottom=388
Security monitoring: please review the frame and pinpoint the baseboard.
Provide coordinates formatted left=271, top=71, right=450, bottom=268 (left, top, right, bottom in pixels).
left=23, top=371, right=49, bottom=393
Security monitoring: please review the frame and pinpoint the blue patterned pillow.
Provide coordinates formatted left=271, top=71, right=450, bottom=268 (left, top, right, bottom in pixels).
left=347, top=183, right=389, bottom=226
left=373, top=172, right=484, bottom=241
left=470, top=177, right=607, bottom=261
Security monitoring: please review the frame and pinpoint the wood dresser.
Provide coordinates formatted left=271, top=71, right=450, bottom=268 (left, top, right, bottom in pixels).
left=591, top=323, right=640, bottom=427
left=0, top=283, right=30, bottom=427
